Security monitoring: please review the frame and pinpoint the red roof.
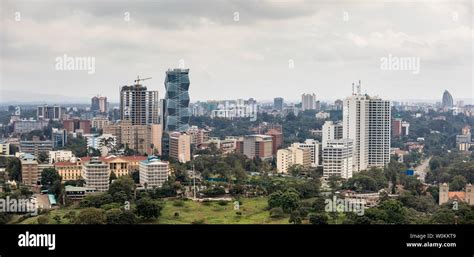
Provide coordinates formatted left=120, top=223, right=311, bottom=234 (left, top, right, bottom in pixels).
left=54, top=161, right=80, bottom=167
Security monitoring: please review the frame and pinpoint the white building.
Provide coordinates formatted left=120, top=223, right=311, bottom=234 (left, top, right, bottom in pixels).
left=323, top=139, right=353, bottom=179
left=315, top=111, right=330, bottom=120
left=291, top=139, right=321, bottom=167
left=48, top=150, right=74, bottom=164
left=322, top=121, right=343, bottom=148
left=276, top=146, right=311, bottom=174
left=84, top=133, right=117, bottom=156
left=342, top=85, right=390, bottom=172
left=83, top=157, right=109, bottom=192
left=139, top=156, right=169, bottom=188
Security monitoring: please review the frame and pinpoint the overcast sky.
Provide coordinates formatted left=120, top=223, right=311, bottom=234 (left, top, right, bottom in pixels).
left=0, top=0, right=473, bottom=104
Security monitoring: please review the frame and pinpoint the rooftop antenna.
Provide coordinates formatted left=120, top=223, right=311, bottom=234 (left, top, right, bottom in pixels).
left=357, top=80, right=361, bottom=95
left=352, top=83, right=355, bottom=95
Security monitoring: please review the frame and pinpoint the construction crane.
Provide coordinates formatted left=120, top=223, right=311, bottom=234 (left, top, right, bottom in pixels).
left=134, top=75, right=152, bottom=85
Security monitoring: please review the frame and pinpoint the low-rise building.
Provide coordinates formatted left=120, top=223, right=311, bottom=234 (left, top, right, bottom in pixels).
left=83, top=157, right=109, bottom=192
left=276, top=146, right=311, bottom=173
left=49, top=150, right=74, bottom=164
left=54, top=160, right=83, bottom=181
left=139, top=156, right=169, bottom=188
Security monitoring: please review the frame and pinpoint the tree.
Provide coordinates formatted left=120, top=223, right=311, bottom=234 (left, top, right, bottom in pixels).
left=289, top=210, right=302, bottom=224
left=75, top=208, right=106, bottom=224
left=450, top=175, right=467, bottom=191
left=431, top=208, right=456, bottom=224
left=309, top=213, right=329, bottom=225
left=38, top=152, right=48, bottom=163
left=40, top=168, right=61, bottom=187
left=109, top=171, right=117, bottom=184
left=6, top=157, right=21, bottom=181
left=269, top=207, right=284, bottom=218
left=312, top=198, right=326, bottom=212
left=135, top=198, right=162, bottom=220
left=268, top=189, right=300, bottom=213
left=108, top=176, right=135, bottom=202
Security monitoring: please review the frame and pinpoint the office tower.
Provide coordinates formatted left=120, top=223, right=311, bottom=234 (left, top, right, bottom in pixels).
left=63, top=119, right=91, bottom=134
left=274, top=97, right=284, bottom=111
left=242, top=135, right=273, bottom=160
left=266, top=128, right=283, bottom=155
left=367, top=97, right=391, bottom=167
left=91, top=117, right=110, bottom=131
left=20, top=138, right=54, bottom=157
left=291, top=139, right=321, bottom=167
left=139, top=156, right=169, bottom=188
left=343, top=82, right=391, bottom=172
left=276, top=146, right=311, bottom=174
left=322, top=121, right=343, bottom=148
left=168, top=132, right=191, bottom=163
left=20, top=154, right=39, bottom=186
left=392, top=118, right=402, bottom=137
left=52, top=128, right=68, bottom=148
left=323, top=139, right=353, bottom=179
left=83, top=157, right=110, bottom=192
left=91, top=96, right=108, bottom=113
left=13, top=120, right=49, bottom=134
left=103, top=120, right=161, bottom=155
left=120, top=79, right=159, bottom=125
left=301, top=93, right=317, bottom=111
left=164, top=69, right=191, bottom=132
left=442, top=90, right=454, bottom=109
left=37, top=104, right=63, bottom=121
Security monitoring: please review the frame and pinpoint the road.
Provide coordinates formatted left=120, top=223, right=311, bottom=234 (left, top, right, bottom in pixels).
left=414, top=157, right=431, bottom=183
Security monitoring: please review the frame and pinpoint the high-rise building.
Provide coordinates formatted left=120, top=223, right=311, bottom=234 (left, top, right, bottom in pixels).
left=291, top=139, right=321, bottom=167
left=323, top=139, right=353, bottom=179
left=241, top=135, right=273, bottom=160
left=301, top=93, right=317, bottom=111
left=91, top=96, right=108, bottom=113
left=83, top=157, right=110, bottom=192
left=103, top=120, right=161, bottom=155
left=63, top=119, right=91, bottom=134
left=343, top=82, right=391, bottom=172
left=120, top=80, right=159, bottom=125
left=164, top=69, right=191, bottom=132
left=169, top=132, right=191, bottom=163
left=442, top=90, right=454, bottom=109
left=274, top=97, right=284, bottom=111
left=52, top=128, right=68, bottom=148
left=334, top=99, right=343, bottom=110
left=322, top=121, right=343, bottom=148
left=276, top=146, right=311, bottom=174
left=139, top=156, right=169, bottom=188
left=37, top=104, right=63, bottom=121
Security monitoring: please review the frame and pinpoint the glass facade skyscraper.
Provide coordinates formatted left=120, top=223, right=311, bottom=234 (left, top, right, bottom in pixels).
left=164, top=68, right=191, bottom=132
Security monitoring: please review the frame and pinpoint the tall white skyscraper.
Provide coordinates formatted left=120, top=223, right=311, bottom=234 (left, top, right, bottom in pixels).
left=301, top=93, right=317, bottom=111
left=342, top=82, right=391, bottom=173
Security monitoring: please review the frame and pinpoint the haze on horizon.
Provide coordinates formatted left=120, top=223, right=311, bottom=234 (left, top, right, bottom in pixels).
left=0, top=0, right=473, bottom=103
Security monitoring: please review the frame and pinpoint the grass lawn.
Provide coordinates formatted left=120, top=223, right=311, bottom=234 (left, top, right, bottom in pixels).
left=18, top=197, right=290, bottom=224
left=157, top=197, right=289, bottom=224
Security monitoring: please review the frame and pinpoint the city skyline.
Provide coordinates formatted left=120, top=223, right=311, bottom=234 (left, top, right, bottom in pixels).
left=1, top=0, right=472, bottom=103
